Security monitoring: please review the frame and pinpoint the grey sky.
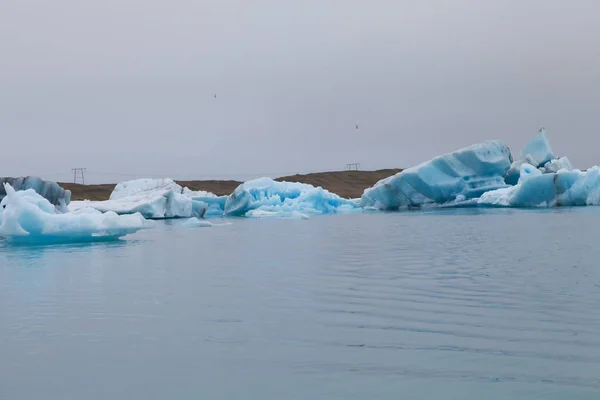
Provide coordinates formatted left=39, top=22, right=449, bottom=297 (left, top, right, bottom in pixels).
left=1, top=0, right=599, bottom=184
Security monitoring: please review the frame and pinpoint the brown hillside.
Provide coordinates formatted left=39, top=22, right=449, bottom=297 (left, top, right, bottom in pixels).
left=60, top=169, right=403, bottom=201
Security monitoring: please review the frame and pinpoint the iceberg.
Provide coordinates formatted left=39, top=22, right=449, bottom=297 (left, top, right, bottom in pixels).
left=70, top=179, right=208, bottom=219
left=223, top=177, right=360, bottom=218
left=0, top=177, right=71, bottom=207
left=478, top=163, right=600, bottom=207
left=0, top=183, right=148, bottom=244
left=193, top=196, right=227, bottom=217
left=361, top=140, right=513, bottom=209
left=504, top=129, right=569, bottom=184
left=110, top=178, right=181, bottom=200
left=182, top=187, right=217, bottom=198
left=182, top=188, right=228, bottom=217
left=519, top=127, right=554, bottom=167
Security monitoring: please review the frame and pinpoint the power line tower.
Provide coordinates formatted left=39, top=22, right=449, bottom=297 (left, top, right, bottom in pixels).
left=72, top=168, right=86, bottom=185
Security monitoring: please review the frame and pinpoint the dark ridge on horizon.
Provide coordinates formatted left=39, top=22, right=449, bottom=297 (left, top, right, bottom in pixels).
left=60, top=168, right=404, bottom=201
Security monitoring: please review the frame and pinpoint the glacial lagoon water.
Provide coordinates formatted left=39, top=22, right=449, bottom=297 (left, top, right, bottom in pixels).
left=1, top=209, right=600, bottom=399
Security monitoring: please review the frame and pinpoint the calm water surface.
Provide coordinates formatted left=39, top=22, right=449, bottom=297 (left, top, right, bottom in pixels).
left=1, top=209, right=600, bottom=399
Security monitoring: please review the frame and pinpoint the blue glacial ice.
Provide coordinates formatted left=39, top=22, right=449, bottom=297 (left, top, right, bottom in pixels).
left=505, top=128, right=558, bottom=185
left=479, top=163, right=600, bottom=207
left=0, top=177, right=71, bottom=207
left=182, top=188, right=228, bottom=217
left=519, top=127, right=554, bottom=167
left=0, top=183, right=149, bottom=244
left=224, top=177, right=360, bottom=218
left=360, top=140, right=513, bottom=210
left=540, top=157, right=573, bottom=174
left=69, top=179, right=209, bottom=219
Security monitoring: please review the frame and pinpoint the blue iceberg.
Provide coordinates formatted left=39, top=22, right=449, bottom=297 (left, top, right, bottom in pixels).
left=505, top=128, right=570, bottom=185
left=360, top=140, right=513, bottom=209
left=519, top=127, right=554, bottom=167
left=540, top=157, right=573, bottom=174
left=0, top=183, right=149, bottom=244
left=183, top=188, right=228, bottom=217
left=0, top=177, right=71, bottom=207
left=224, top=177, right=360, bottom=218
left=479, top=163, right=600, bottom=207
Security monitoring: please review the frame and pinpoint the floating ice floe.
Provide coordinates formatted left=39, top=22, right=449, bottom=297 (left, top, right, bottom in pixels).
left=0, top=177, right=71, bottom=207
left=360, top=140, right=513, bottom=210
left=70, top=179, right=212, bottom=219
left=0, top=183, right=149, bottom=244
left=224, top=177, right=360, bottom=218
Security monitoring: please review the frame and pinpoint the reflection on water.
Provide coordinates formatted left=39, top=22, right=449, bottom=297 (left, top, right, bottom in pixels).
left=1, top=210, right=600, bottom=399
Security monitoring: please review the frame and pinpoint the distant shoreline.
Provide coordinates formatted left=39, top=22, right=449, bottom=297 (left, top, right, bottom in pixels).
left=60, top=169, right=403, bottom=201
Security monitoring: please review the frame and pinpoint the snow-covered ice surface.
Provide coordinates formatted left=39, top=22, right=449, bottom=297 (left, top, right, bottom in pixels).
left=224, top=177, right=360, bottom=218
left=70, top=179, right=209, bottom=219
left=519, top=127, right=554, bottom=167
left=110, top=179, right=182, bottom=200
left=0, top=177, right=71, bottom=207
left=361, top=140, right=512, bottom=210
left=0, top=183, right=148, bottom=244
left=182, top=187, right=217, bottom=198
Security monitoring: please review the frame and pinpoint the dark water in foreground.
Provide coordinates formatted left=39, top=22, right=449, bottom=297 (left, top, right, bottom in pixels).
left=1, top=209, right=600, bottom=399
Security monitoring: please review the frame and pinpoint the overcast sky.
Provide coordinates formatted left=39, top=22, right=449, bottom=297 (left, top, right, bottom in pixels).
left=1, top=0, right=599, bottom=183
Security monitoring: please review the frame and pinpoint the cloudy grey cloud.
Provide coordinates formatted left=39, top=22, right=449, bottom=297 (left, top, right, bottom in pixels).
left=1, top=0, right=599, bottom=183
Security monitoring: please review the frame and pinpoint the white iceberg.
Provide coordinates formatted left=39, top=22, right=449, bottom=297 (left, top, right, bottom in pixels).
left=0, top=177, right=71, bottom=207
left=519, top=127, right=554, bottom=167
left=478, top=163, right=600, bottom=207
left=70, top=179, right=208, bottom=219
left=360, top=140, right=513, bottom=209
left=223, top=177, right=360, bottom=218
left=0, top=183, right=148, bottom=244
left=182, top=187, right=217, bottom=198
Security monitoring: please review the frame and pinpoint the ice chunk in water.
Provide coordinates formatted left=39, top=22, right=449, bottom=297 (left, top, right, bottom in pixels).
left=224, top=177, right=360, bottom=218
left=183, top=218, right=213, bottom=228
left=361, top=140, right=512, bottom=209
left=0, top=183, right=148, bottom=244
